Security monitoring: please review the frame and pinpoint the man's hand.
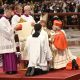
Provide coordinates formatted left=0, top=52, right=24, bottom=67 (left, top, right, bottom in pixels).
left=31, top=22, right=35, bottom=26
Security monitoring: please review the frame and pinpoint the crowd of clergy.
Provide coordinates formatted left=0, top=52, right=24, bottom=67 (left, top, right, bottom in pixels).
left=0, top=4, right=78, bottom=76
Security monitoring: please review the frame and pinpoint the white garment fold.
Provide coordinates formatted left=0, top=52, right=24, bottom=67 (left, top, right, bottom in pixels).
left=26, top=36, right=41, bottom=67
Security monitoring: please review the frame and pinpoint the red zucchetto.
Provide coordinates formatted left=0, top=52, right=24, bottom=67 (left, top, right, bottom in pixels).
left=53, top=20, right=62, bottom=28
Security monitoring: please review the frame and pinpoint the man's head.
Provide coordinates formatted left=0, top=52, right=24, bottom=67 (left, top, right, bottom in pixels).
left=14, top=4, right=22, bottom=15
left=52, top=20, right=62, bottom=31
left=24, top=5, right=31, bottom=15
left=4, top=6, right=13, bottom=18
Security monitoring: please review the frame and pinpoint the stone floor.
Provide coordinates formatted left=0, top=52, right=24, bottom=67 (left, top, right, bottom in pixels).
left=69, top=46, right=80, bottom=56
left=65, top=29, right=80, bottom=56
left=65, top=29, right=80, bottom=42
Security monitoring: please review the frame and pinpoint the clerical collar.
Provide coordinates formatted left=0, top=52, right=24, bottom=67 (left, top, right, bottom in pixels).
left=15, top=14, right=21, bottom=17
left=24, top=14, right=29, bottom=17
left=3, top=16, right=10, bottom=20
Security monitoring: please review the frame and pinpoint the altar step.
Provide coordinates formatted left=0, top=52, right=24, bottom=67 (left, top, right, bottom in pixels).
left=0, top=68, right=80, bottom=80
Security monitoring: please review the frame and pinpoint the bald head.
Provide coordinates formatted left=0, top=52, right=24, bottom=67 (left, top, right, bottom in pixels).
left=24, top=5, right=31, bottom=15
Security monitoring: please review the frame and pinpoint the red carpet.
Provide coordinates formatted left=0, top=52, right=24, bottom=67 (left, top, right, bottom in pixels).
left=0, top=68, right=80, bottom=80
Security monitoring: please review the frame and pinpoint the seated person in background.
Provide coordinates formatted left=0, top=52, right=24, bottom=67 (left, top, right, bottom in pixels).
left=25, top=23, right=52, bottom=76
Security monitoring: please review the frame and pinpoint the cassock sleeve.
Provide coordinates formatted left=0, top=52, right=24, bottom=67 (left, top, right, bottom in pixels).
left=53, top=31, right=68, bottom=51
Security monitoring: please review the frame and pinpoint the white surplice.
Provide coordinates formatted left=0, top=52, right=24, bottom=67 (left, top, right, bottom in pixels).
left=0, top=17, right=16, bottom=54
left=25, top=30, right=52, bottom=71
left=21, top=15, right=35, bottom=24
left=26, top=36, right=41, bottom=67
left=11, top=15, right=21, bottom=28
left=16, top=14, right=35, bottom=60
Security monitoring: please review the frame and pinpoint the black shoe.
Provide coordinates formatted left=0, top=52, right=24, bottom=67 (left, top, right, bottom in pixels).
left=72, top=59, right=79, bottom=70
left=12, top=71, right=17, bottom=74
left=29, top=67, right=35, bottom=76
left=6, top=71, right=13, bottom=74
left=25, top=67, right=32, bottom=76
left=49, top=68, right=54, bottom=72
left=6, top=71, right=17, bottom=74
left=25, top=67, right=35, bottom=76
